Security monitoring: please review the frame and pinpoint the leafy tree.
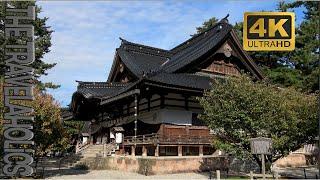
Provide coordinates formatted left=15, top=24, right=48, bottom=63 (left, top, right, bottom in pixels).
left=0, top=2, right=65, bottom=156
left=198, top=75, right=317, bottom=169
left=194, top=2, right=320, bottom=92
left=32, top=88, right=70, bottom=155
left=0, top=86, right=70, bottom=156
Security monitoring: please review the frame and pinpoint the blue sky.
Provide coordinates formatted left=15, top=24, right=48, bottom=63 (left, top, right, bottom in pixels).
left=37, top=1, right=304, bottom=107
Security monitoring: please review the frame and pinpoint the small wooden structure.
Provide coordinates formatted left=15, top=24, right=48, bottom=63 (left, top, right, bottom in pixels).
left=250, top=137, right=272, bottom=179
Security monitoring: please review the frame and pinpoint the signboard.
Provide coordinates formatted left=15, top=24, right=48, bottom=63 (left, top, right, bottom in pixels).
left=115, top=132, right=123, bottom=144
left=243, top=12, right=295, bottom=51
left=249, top=137, right=272, bottom=155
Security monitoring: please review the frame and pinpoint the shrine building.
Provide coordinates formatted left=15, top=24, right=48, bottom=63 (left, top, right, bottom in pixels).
left=70, top=16, right=263, bottom=157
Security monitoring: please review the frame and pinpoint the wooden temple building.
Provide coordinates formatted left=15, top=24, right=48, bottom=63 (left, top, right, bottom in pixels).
left=70, top=17, right=263, bottom=157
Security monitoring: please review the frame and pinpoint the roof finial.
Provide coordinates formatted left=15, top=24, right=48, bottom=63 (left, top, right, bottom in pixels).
left=220, top=14, right=229, bottom=24
left=119, top=37, right=128, bottom=44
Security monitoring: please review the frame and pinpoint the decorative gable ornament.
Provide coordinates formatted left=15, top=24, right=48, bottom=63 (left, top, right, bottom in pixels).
left=223, top=43, right=232, bottom=57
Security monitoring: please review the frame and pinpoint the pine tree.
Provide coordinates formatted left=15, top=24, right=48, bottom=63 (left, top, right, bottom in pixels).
left=283, top=1, right=320, bottom=92
left=193, top=17, right=219, bottom=35
left=0, top=1, right=59, bottom=90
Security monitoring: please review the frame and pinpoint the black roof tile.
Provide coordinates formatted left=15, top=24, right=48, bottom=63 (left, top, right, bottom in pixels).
left=117, top=49, right=168, bottom=76
left=120, top=38, right=172, bottom=58
left=76, top=81, right=132, bottom=99
left=161, top=22, right=232, bottom=73
left=147, top=73, right=212, bottom=90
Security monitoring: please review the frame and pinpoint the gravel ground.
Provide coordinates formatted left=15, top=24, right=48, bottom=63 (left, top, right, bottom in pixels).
left=46, top=169, right=210, bottom=179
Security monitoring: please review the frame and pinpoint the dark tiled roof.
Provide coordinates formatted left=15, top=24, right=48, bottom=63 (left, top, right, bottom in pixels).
left=120, top=38, right=172, bottom=58
left=117, top=49, right=168, bottom=76
left=146, top=73, right=212, bottom=90
left=74, top=22, right=232, bottom=100
left=115, top=21, right=232, bottom=76
left=161, top=22, right=232, bottom=73
left=108, top=39, right=170, bottom=82
left=76, top=81, right=131, bottom=99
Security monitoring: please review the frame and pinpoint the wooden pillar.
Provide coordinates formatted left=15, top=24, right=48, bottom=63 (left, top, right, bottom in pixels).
left=131, top=146, right=135, bottom=156
left=127, top=104, right=129, bottom=115
left=134, top=95, right=138, bottom=146
left=184, top=95, right=189, bottom=110
left=178, top=145, right=183, bottom=157
left=216, top=170, right=220, bottom=180
left=262, top=154, right=266, bottom=179
left=250, top=171, right=253, bottom=180
left=142, top=145, right=147, bottom=157
left=147, top=95, right=151, bottom=112
left=90, top=135, right=94, bottom=144
left=155, top=145, right=159, bottom=157
left=199, top=145, right=203, bottom=156
left=160, top=94, right=165, bottom=109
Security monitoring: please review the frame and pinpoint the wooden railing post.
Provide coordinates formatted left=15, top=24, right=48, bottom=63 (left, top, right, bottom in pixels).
left=178, top=145, right=183, bottom=157
left=142, top=145, right=147, bottom=157
left=155, top=144, right=159, bottom=157
left=131, top=146, right=135, bottom=156
left=199, top=145, right=203, bottom=156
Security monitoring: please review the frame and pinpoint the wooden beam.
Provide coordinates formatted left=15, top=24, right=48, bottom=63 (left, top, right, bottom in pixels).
left=100, top=89, right=140, bottom=105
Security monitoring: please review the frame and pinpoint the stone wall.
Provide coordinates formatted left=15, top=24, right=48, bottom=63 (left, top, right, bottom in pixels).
left=80, top=155, right=228, bottom=175
left=274, top=154, right=307, bottom=168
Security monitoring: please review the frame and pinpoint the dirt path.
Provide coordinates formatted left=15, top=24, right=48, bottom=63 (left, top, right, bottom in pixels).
left=46, top=169, right=210, bottom=179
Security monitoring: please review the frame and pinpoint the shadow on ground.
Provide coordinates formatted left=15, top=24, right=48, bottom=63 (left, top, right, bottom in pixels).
left=43, top=169, right=90, bottom=178
left=276, top=167, right=319, bottom=179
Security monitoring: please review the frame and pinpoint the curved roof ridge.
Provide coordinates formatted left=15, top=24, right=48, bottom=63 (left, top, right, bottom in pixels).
left=170, top=15, right=230, bottom=54
left=77, top=81, right=131, bottom=89
left=161, top=23, right=233, bottom=73
left=119, top=37, right=171, bottom=55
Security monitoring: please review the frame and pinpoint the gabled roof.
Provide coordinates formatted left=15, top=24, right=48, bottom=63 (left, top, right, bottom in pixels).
left=107, top=39, right=172, bottom=82
left=170, top=15, right=230, bottom=54
left=161, top=22, right=232, bottom=73
left=119, top=38, right=172, bottom=58
left=117, top=48, right=168, bottom=76
left=108, top=16, right=260, bottom=79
